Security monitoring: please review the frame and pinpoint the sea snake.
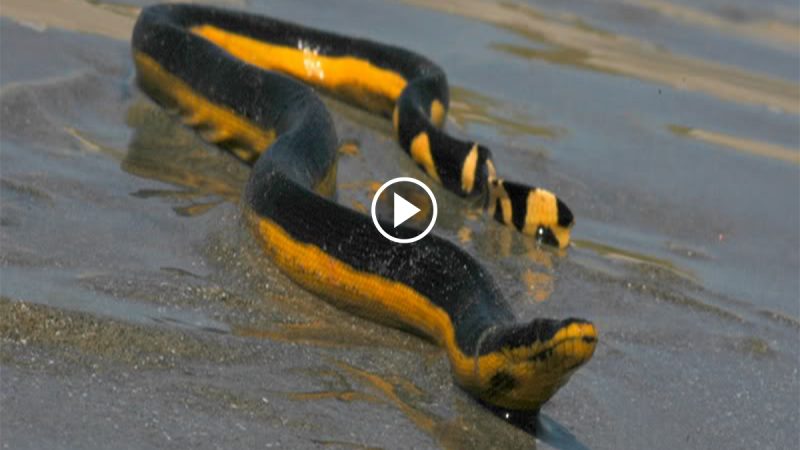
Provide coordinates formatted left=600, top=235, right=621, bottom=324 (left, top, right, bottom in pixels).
left=132, top=4, right=596, bottom=412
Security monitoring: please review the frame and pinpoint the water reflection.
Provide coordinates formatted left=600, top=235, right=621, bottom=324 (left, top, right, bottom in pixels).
left=122, top=100, right=247, bottom=216
left=668, top=124, right=800, bottom=165
left=573, top=238, right=697, bottom=283
left=448, top=85, right=564, bottom=139
left=403, top=0, right=799, bottom=114
left=627, top=0, right=799, bottom=49
left=281, top=359, right=593, bottom=449
left=475, top=224, right=563, bottom=304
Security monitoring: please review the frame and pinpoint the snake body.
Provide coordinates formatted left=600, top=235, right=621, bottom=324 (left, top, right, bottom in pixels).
left=132, top=4, right=596, bottom=411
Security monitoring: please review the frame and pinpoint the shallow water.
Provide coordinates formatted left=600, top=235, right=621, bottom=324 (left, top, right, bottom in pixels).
left=1, top=0, right=798, bottom=449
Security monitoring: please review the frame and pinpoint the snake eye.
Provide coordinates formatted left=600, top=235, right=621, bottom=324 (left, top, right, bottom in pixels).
left=535, top=226, right=559, bottom=247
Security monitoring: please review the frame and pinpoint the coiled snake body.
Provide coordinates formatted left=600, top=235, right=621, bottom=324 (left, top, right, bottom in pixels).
left=132, top=4, right=596, bottom=412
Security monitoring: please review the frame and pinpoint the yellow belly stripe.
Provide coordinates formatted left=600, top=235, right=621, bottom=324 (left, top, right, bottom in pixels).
left=410, top=132, right=441, bottom=182
left=191, top=25, right=408, bottom=104
left=460, top=143, right=479, bottom=193
left=429, top=99, right=446, bottom=128
left=392, top=105, right=400, bottom=137
left=485, top=158, right=498, bottom=182
left=492, top=180, right=513, bottom=225
left=252, top=213, right=453, bottom=344
left=133, top=51, right=276, bottom=154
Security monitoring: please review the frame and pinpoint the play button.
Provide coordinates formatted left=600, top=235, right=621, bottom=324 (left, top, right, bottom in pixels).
left=393, top=193, right=420, bottom=228
left=371, top=177, right=438, bottom=244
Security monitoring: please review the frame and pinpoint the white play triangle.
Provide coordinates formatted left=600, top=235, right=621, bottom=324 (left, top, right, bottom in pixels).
left=393, top=192, right=421, bottom=228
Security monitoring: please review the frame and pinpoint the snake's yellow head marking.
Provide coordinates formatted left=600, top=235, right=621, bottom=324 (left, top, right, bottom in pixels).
left=473, top=318, right=597, bottom=410
left=524, top=189, right=574, bottom=249
left=488, top=179, right=574, bottom=248
left=410, top=132, right=442, bottom=182
left=429, top=99, right=446, bottom=129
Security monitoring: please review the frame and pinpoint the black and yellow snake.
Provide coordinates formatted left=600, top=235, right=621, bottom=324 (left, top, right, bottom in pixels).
left=132, top=3, right=596, bottom=412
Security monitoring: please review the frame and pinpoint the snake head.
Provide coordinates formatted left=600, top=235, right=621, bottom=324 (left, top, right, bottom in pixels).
left=471, top=318, right=597, bottom=411
left=516, top=187, right=574, bottom=249
left=531, top=195, right=574, bottom=248
left=487, top=178, right=575, bottom=249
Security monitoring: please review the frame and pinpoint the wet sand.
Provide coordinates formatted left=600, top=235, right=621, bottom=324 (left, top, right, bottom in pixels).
left=1, top=0, right=798, bottom=449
